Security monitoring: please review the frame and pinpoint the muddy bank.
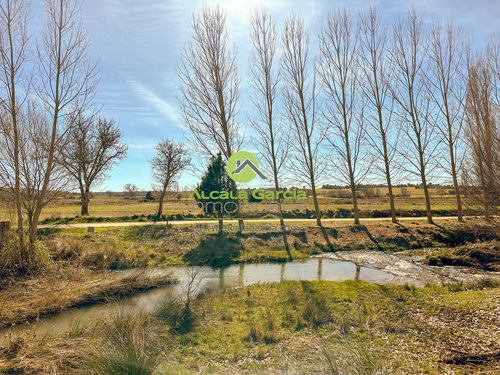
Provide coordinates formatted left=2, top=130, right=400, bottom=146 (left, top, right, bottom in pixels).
left=321, top=249, right=500, bottom=286
left=34, top=219, right=500, bottom=269
left=425, top=241, right=500, bottom=271
left=0, top=269, right=176, bottom=329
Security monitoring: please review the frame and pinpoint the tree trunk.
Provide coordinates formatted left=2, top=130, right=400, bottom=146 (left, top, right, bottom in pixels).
left=416, top=127, right=433, bottom=224
left=447, top=129, right=463, bottom=222
left=344, top=126, right=360, bottom=225
left=419, top=157, right=433, bottom=223
left=380, top=123, right=397, bottom=223
left=27, top=214, right=40, bottom=272
left=218, top=211, right=223, bottom=233
left=81, top=187, right=90, bottom=216
left=387, top=181, right=397, bottom=223
left=451, top=160, right=463, bottom=222
left=349, top=180, right=360, bottom=225
left=422, top=181, right=433, bottom=224
left=0, top=222, right=11, bottom=248
left=157, top=186, right=167, bottom=217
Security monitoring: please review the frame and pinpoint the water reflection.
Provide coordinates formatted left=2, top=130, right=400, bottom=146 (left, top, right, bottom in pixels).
left=0, top=257, right=416, bottom=345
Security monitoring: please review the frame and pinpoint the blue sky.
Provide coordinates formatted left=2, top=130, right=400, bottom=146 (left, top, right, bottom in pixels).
left=34, top=0, right=499, bottom=192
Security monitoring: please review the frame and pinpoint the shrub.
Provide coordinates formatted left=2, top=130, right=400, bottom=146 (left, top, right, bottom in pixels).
left=335, top=208, right=352, bottom=218
left=427, top=251, right=457, bottom=266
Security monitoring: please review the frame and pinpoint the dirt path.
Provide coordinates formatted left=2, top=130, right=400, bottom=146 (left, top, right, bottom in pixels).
left=38, top=216, right=468, bottom=229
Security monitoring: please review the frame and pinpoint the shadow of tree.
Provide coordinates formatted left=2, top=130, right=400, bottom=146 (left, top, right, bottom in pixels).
left=358, top=225, right=383, bottom=251
left=318, top=226, right=339, bottom=252
left=182, top=234, right=243, bottom=267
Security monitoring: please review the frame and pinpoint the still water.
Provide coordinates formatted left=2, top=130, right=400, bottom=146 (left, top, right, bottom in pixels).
left=0, top=257, right=416, bottom=345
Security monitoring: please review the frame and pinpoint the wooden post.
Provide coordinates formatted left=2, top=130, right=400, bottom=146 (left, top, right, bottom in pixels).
left=0, top=221, right=11, bottom=247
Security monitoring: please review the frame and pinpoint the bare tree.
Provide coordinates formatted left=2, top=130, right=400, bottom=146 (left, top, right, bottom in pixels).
left=464, top=58, right=500, bottom=216
left=487, top=35, right=500, bottom=108
left=318, top=8, right=370, bottom=225
left=358, top=7, right=398, bottom=223
left=151, top=139, right=190, bottom=217
left=0, top=0, right=30, bottom=258
left=177, top=5, right=246, bottom=230
left=25, top=0, right=98, bottom=243
left=282, top=14, right=324, bottom=227
left=177, top=4, right=242, bottom=161
left=58, top=111, right=128, bottom=216
left=389, top=9, right=437, bottom=224
left=19, top=101, right=69, bottom=245
left=123, top=183, right=139, bottom=199
left=426, top=20, right=468, bottom=222
left=249, top=7, right=288, bottom=228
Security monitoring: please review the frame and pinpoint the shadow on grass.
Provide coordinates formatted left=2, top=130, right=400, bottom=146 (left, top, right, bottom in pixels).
left=320, top=226, right=337, bottom=252
left=182, top=233, right=243, bottom=267
left=358, top=225, right=383, bottom=251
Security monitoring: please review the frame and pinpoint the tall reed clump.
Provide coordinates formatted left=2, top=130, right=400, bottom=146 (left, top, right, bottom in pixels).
left=85, top=309, right=162, bottom=375
left=0, top=232, right=52, bottom=281
left=154, top=298, right=195, bottom=334
left=315, top=337, right=391, bottom=375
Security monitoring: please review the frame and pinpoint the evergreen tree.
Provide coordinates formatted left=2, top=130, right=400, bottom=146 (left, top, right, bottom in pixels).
left=196, top=153, right=238, bottom=216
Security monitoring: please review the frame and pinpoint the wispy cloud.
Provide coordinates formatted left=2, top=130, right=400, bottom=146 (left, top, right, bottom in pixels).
left=127, top=80, right=182, bottom=126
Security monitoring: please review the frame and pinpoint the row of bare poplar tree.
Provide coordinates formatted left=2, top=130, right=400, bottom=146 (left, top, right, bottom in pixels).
left=0, top=0, right=127, bottom=271
left=177, top=5, right=500, bottom=228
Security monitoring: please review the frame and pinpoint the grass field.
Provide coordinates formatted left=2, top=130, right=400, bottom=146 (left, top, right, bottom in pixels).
left=0, top=187, right=468, bottom=224
left=2, top=279, right=499, bottom=374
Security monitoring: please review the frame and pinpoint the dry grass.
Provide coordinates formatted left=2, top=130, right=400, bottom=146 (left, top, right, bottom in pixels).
left=1, top=278, right=499, bottom=374
left=0, top=330, right=91, bottom=374
left=0, top=191, right=465, bottom=224
left=0, top=267, right=175, bottom=328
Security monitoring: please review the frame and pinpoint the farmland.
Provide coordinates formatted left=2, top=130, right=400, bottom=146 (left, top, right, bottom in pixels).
left=0, top=186, right=469, bottom=224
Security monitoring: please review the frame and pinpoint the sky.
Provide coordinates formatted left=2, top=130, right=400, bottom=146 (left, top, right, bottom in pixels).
left=33, top=0, right=500, bottom=192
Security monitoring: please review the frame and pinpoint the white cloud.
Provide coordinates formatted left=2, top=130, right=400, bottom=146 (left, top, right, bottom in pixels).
left=127, top=80, right=182, bottom=126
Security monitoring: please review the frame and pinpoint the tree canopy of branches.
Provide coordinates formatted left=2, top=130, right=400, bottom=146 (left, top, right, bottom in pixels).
left=464, top=58, right=500, bottom=216
left=177, top=4, right=242, bottom=161
left=426, top=20, right=468, bottom=222
left=123, top=183, right=139, bottom=199
left=0, top=0, right=31, bottom=259
left=358, top=7, right=398, bottom=223
left=390, top=9, right=437, bottom=224
left=150, top=139, right=190, bottom=217
left=0, top=0, right=98, bottom=271
left=58, top=112, right=127, bottom=216
left=249, top=7, right=288, bottom=227
left=318, top=8, right=370, bottom=225
left=282, top=14, right=324, bottom=227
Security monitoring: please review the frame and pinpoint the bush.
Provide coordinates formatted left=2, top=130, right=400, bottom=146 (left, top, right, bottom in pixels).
left=182, top=234, right=242, bottom=267
left=0, top=235, right=51, bottom=278
left=371, top=210, right=391, bottom=218
left=335, top=208, right=352, bottom=218
left=427, top=251, right=458, bottom=266
left=248, top=192, right=263, bottom=203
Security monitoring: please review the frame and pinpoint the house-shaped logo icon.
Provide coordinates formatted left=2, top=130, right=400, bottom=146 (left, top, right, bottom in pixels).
left=227, top=151, right=266, bottom=183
